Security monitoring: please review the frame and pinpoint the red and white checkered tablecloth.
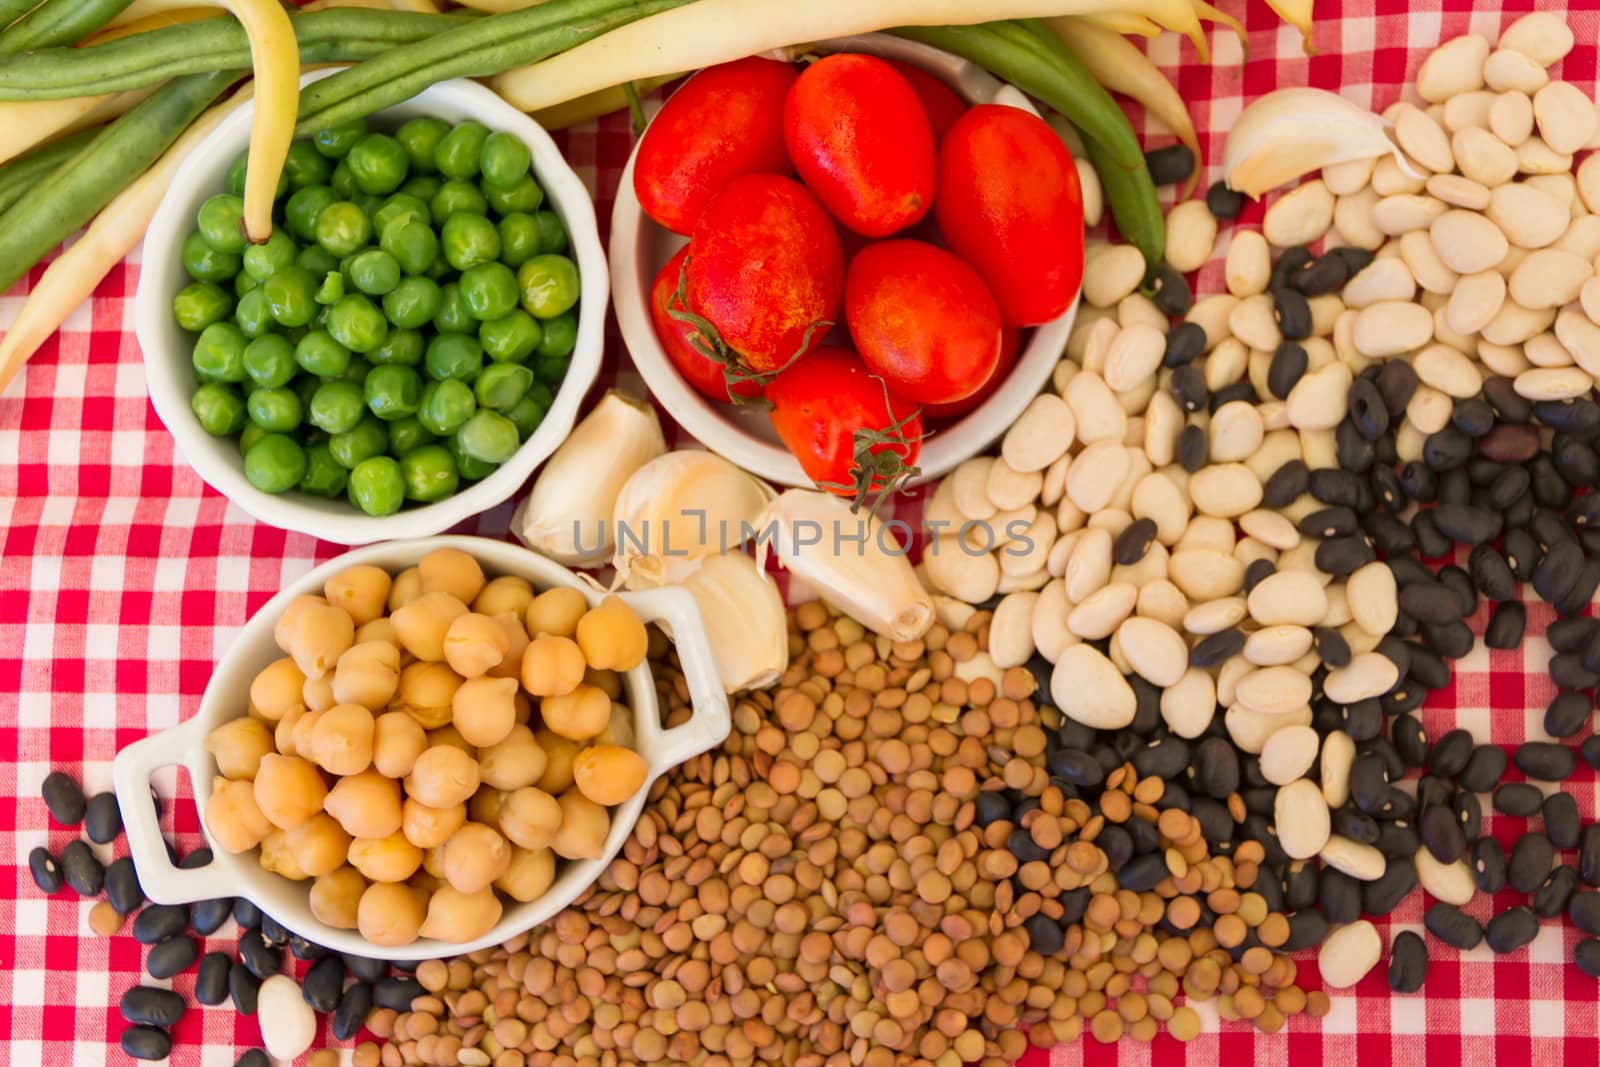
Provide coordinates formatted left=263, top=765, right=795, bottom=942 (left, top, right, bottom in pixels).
left=4, top=2, right=1600, bottom=1065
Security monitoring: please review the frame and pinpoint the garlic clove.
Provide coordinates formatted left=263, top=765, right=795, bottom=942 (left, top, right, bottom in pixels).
left=611, top=450, right=775, bottom=585
left=1223, top=88, right=1410, bottom=198
left=670, top=553, right=788, bottom=692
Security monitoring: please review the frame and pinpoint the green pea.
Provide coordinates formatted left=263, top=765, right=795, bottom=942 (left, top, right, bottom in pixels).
left=308, top=379, right=366, bottom=434
left=182, top=230, right=241, bottom=284
left=354, top=193, right=385, bottom=219
left=441, top=213, right=501, bottom=271
left=367, top=328, right=424, bottom=368
left=396, top=117, right=449, bottom=175
left=518, top=254, right=580, bottom=319
left=497, top=213, right=540, bottom=269
left=478, top=131, right=531, bottom=187
left=294, top=372, right=324, bottom=412
left=380, top=220, right=438, bottom=276
left=535, top=211, right=568, bottom=255
left=316, top=270, right=346, bottom=306
left=536, top=311, right=577, bottom=358
left=365, top=364, right=423, bottom=421
left=417, top=378, right=476, bottom=436
left=262, top=265, right=320, bottom=328
left=235, top=270, right=261, bottom=297
left=243, top=333, right=297, bottom=388
left=526, top=382, right=553, bottom=411
left=373, top=193, right=430, bottom=237
left=326, top=294, right=388, bottom=353
left=398, top=444, right=460, bottom=502
left=473, top=362, right=533, bottom=412
left=244, top=433, right=308, bottom=493
left=283, top=139, right=333, bottom=190
left=173, top=282, right=234, bottom=332
left=533, top=350, right=571, bottom=386
left=315, top=201, right=372, bottom=258
left=197, top=193, right=247, bottom=254
left=313, top=119, right=368, bottom=159
left=430, top=180, right=487, bottom=226
left=297, top=243, right=340, bottom=277
left=330, top=159, right=359, bottom=199
left=295, top=329, right=352, bottom=378
left=484, top=175, right=544, bottom=216
left=191, top=382, right=247, bottom=436
left=480, top=310, right=541, bottom=363
left=346, top=455, right=405, bottom=515
left=454, top=262, right=515, bottom=321
left=299, top=441, right=348, bottom=498
left=400, top=174, right=441, bottom=203
left=224, top=152, right=288, bottom=199
left=286, top=185, right=337, bottom=242
left=237, top=419, right=268, bottom=452
left=349, top=249, right=401, bottom=296
left=234, top=288, right=276, bottom=338
left=504, top=391, right=546, bottom=441
left=329, top=413, right=389, bottom=468
left=346, top=132, right=410, bottom=196
left=242, top=229, right=298, bottom=282
left=435, top=120, right=489, bottom=179
left=381, top=277, right=440, bottom=331
left=433, top=283, right=476, bottom=335
left=246, top=386, right=302, bottom=433
left=425, top=333, right=483, bottom=382
left=446, top=431, right=497, bottom=481
left=339, top=355, right=372, bottom=384
left=387, top=416, right=437, bottom=457
left=455, top=409, right=521, bottom=464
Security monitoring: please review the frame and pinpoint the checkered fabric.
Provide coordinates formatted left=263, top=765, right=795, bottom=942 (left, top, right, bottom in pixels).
left=1, top=2, right=1598, bottom=1065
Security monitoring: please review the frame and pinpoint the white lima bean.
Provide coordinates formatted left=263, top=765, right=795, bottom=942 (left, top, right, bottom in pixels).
left=1082, top=244, right=1146, bottom=308
left=1067, top=581, right=1136, bottom=640
left=1115, top=616, right=1187, bottom=687
left=1165, top=199, right=1217, bottom=273
left=1274, top=778, right=1331, bottom=860
left=1483, top=49, right=1549, bottom=95
left=1320, top=731, right=1357, bottom=808
left=1442, top=90, right=1495, bottom=134
left=1263, top=180, right=1335, bottom=247
left=1444, top=269, right=1507, bottom=335
left=1285, top=362, right=1355, bottom=431
left=1187, top=463, right=1263, bottom=518
left=1244, top=625, right=1314, bottom=667
left=1030, top=580, right=1075, bottom=663
left=1065, top=371, right=1126, bottom=444
left=1319, top=836, right=1386, bottom=881
left=986, top=457, right=1043, bottom=512
left=1225, top=229, right=1272, bottom=297
left=1515, top=366, right=1594, bottom=400
left=1414, top=848, right=1476, bottom=906
left=1487, top=182, right=1568, bottom=248
left=1000, top=394, right=1074, bottom=473
left=1160, top=667, right=1215, bottom=739
left=258, top=974, right=317, bottom=1059
left=1318, top=921, right=1382, bottom=989
left=1352, top=300, right=1435, bottom=357
left=1372, top=193, right=1448, bottom=236
left=1425, top=173, right=1491, bottom=210
left=1416, top=33, right=1489, bottom=102
left=1103, top=324, right=1167, bottom=393
left=1346, top=560, right=1398, bottom=636
left=1489, top=89, right=1535, bottom=146
left=1342, top=257, right=1417, bottom=308
left=1259, top=724, right=1319, bottom=785
left=1451, top=126, right=1519, bottom=187
left=1499, top=11, right=1575, bottom=67
left=1536, top=82, right=1597, bottom=154
left=987, top=592, right=1037, bottom=669
left=1233, top=665, right=1313, bottom=715
left=1556, top=308, right=1600, bottom=377
left=1051, top=644, right=1135, bottom=729
left=1064, top=440, right=1130, bottom=513
left=1247, top=570, right=1328, bottom=626
left=1508, top=248, right=1592, bottom=309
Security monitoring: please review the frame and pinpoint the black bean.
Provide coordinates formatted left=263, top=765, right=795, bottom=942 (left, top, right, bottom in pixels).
left=1438, top=467, right=1470, bottom=505
left=1400, top=642, right=1446, bottom=691
left=1292, top=252, right=1352, bottom=296
left=1145, top=144, right=1195, bottom=185
left=1550, top=652, right=1600, bottom=690
left=1330, top=245, right=1375, bottom=278
left=332, top=980, right=375, bottom=1042
left=59, top=839, right=103, bottom=897
left=1209, top=381, right=1257, bottom=412
left=342, top=954, right=388, bottom=984
left=146, top=935, right=198, bottom=980
left=1570, top=892, right=1600, bottom=936
left=120, top=986, right=184, bottom=1028
left=131, top=903, right=187, bottom=945
left=1163, top=320, right=1206, bottom=367
left=1348, top=752, right=1389, bottom=815
left=1333, top=807, right=1379, bottom=846
left=1314, top=626, right=1352, bottom=668
left=238, top=926, right=281, bottom=979
left=1273, top=288, right=1312, bottom=340
left=1340, top=376, right=1388, bottom=441
left=1510, top=832, right=1557, bottom=894
left=1190, top=628, right=1245, bottom=668
left=1371, top=464, right=1406, bottom=513
left=1428, top=729, right=1474, bottom=778
left=1319, top=868, right=1362, bottom=924
left=1557, top=558, right=1600, bottom=617
left=1243, top=558, right=1276, bottom=593
left=1280, top=863, right=1317, bottom=913
left=1113, top=518, right=1157, bottom=565
left=1517, top=741, right=1577, bottom=781
left=290, top=934, right=329, bottom=962
left=1486, top=906, right=1540, bottom=954
left=1533, top=540, right=1583, bottom=604
left=1400, top=461, right=1437, bottom=502
left=1269, top=245, right=1313, bottom=291
left=1008, top=828, right=1050, bottom=864
left=190, top=896, right=231, bottom=937
left=1534, top=398, right=1600, bottom=433
left=1571, top=493, right=1600, bottom=528
left=257, top=914, right=289, bottom=946
left=1379, top=819, right=1421, bottom=857
left=231, top=900, right=262, bottom=930
left=1551, top=618, right=1600, bottom=654
left=1132, top=737, right=1190, bottom=781
left=1193, top=737, right=1240, bottom=800
left=1424, top=427, right=1474, bottom=472
left=1432, top=503, right=1501, bottom=544
left=1472, top=836, right=1508, bottom=893
left=83, top=792, right=122, bottom=845
left=1577, top=938, right=1600, bottom=978
left=1172, top=365, right=1207, bottom=413
left=1315, top=535, right=1377, bottom=577
left=1363, top=855, right=1416, bottom=916
left=41, top=771, right=87, bottom=826
left=101, top=857, right=144, bottom=915
left=1425, top=902, right=1485, bottom=950
left=1116, top=852, right=1169, bottom=892
left=1411, top=511, right=1451, bottom=559
left=1387, top=930, right=1427, bottom=993
left=1415, top=775, right=1454, bottom=813
left=1497, top=782, right=1547, bottom=816
left=229, top=960, right=261, bottom=1015
left=1535, top=865, right=1580, bottom=918
left=1531, top=508, right=1575, bottom=550
left=1458, top=745, right=1507, bottom=793
left=1543, top=693, right=1592, bottom=743
left=1145, top=263, right=1192, bottom=318
left=1205, top=180, right=1245, bottom=219
left=1421, top=619, right=1474, bottom=660
left=1448, top=396, right=1493, bottom=437
left=120, top=1026, right=172, bottom=1062
left=1485, top=465, right=1531, bottom=510
left=1177, top=423, right=1208, bottom=471
left=28, top=847, right=62, bottom=895
left=973, top=791, right=1011, bottom=826
left=195, top=951, right=231, bottom=1006
left=1262, top=459, right=1309, bottom=507
left=1399, top=581, right=1463, bottom=624
left=1382, top=686, right=1426, bottom=716
left=1483, top=601, right=1527, bottom=650
left=1309, top=468, right=1365, bottom=508
left=236, top=1051, right=270, bottom=1067
left=1371, top=361, right=1418, bottom=419
left=1542, top=793, right=1581, bottom=852
left=300, top=953, right=345, bottom=1013
left=374, top=976, right=426, bottom=1013
left=176, top=847, right=212, bottom=871
left=1280, top=908, right=1330, bottom=952
left=1266, top=340, right=1308, bottom=399
left=1341, top=698, right=1384, bottom=741
left=1419, top=804, right=1466, bottom=864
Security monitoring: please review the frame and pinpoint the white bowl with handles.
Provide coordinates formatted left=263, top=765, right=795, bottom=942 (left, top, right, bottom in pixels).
left=112, top=536, right=729, bottom=961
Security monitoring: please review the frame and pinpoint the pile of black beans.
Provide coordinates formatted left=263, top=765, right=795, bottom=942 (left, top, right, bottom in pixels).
left=28, top=770, right=407, bottom=1063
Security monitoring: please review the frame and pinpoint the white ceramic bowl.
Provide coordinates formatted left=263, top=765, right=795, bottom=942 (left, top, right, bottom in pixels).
left=111, top=536, right=729, bottom=961
left=136, top=76, right=609, bottom=545
left=611, top=34, right=1080, bottom=489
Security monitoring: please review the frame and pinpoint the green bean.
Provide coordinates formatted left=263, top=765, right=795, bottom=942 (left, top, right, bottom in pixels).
left=0, top=127, right=97, bottom=215
left=1078, top=129, right=1165, bottom=278
left=0, top=0, right=133, bottom=54
left=0, top=11, right=472, bottom=100
left=0, top=70, right=235, bottom=294
left=0, top=0, right=43, bottom=31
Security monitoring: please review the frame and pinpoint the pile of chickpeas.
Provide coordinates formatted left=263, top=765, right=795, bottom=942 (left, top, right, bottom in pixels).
left=202, top=547, right=652, bottom=947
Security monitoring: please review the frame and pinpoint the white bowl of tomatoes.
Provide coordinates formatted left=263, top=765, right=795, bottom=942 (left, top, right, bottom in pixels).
left=610, top=34, right=1083, bottom=499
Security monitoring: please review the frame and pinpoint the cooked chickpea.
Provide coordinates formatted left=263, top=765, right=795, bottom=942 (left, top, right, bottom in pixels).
left=418, top=548, right=485, bottom=605
left=538, top=683, right=610, bottom=742
left=478, top=725, right=547, bottom=791
left=387, top=567, right=423, bottom=612
left=597, top=702, right=635, bottom=749
left=309, top=865, right=368, bottom=930
left=275, top=596, right=357, bottom=679
left=421, top=844, right=447, bottom=879
left=274, top=705, right=305, bottom=757
left=443, top=612, right=510, bottom=679
left=497, top=847, right=557, bottom=903
left=468, top=787, right=505, bottom=828
left=520, top=633, right=586, bottom=698
left=408, top=868, right=445, bottom=894
left=333, top=641, right=401, bottom=709
left=348, top=831, right=424, bottom=882
left=533, top=730, right=579, bottom=793
left=575, top=596, right=648, bottom=671
left=426, top=724, right=476, bottom=754
left=441, top=822, right=511, bottom=894
left=259, top=830, right=310, bottom=880
left=391, top=591, right=468, bottom=663
left=498, top=787, right=562, bottom=851
left=290, top=708, right=322, bottom=761
left=249, top=657, right=306, bottom=722
left=572, top=744, right=649, bottom=807
left=405, top=744, right=480, bottom=808
left=357, top=881, right=427, bottom=947
left=452, top=675, right=518, bottom=747
left=206, top=716, right=275, bottom=780
left=253, top=754, right=329, bottom=830
left=418, top=885, right=503, bottom=944
left=205, top=778, right=273, bottom=853
left=398, top=660, right=463, bottom=725
left=487, top=612, right=531, bottom=681
left=285, top=812, right=352, bottom=877
left=372, top=712, right=428, bottom=778
left=513, top=690, right=533, bottom=726
left=400, top=798, right=466, bottom=849
left=354, top=617, right=397, bottom=647
left=310, top=703, right=376, bottom=776
left=585, top=667, right=622, bottom=700
left=324, top=769, right=403, bottom=839
left=474, top=575, right=535, bottom=618
left=302, top=671, right=336, bottom=713
left=524, top=586, right=586, bottom=638
left=550, top=790, right=611, bottom=861
left=325, top=564, right=392, bottom=626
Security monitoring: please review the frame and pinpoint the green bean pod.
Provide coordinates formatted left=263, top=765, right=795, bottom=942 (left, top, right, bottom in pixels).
left=1078, top=130, right=1165, bottom=278
left=0, top=126, right=97, bottom=215
left=0, top=0, right=134, bottom=54
left=0, top=70, right=235, bottom=294
left=0, top=0, right=43, bottom=31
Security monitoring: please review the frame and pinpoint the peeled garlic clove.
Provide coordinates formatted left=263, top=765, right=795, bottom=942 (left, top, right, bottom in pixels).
left=755, top=489, right=934, bottom=643
left=1223, top=87, right=1409, bottom=198
left=671, top=553, right=788, bottom=692
left=611, top=450, right=774, bottom=586
left=512, top=391, right=666, bottom=565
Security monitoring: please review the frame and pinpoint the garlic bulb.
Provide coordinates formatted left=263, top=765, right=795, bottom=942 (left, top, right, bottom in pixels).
left=755, top=489, right=934, bottom=642
left=611, top=450, right=775, bottom=587
left=512, top=391, right=666, bottom=565
left=671, top=553, right=788, bottom=692
left=1223, top=87, right=1409, bottom=197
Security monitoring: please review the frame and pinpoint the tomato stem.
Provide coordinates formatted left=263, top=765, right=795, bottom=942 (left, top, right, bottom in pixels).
left=816, top=376, right=923, bottom=518
left=622, top=80, right=647, bottom=135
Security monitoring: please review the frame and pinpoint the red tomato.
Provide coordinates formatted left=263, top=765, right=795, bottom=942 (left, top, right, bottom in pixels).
left=632, top=57, right=796, bottom=235
left=844, top=239, right=1002, bottom=405
left=935, top=104, right=1084, bottom=326
left=649, top=246, right=761, bottom=402
left=686, top=174, right=844, bottom=375
left=783, top=54, right=936, bottom=237
left=767, top=347, right=923, bottom=499
left=923, top=326, right=1020, bottom=420
left=883, top=58, right=967, bottom=143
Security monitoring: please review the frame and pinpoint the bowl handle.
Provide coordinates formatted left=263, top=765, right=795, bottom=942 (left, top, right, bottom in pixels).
left=112, top=715, right=236, bottom=905
left=616, top=586, right=731, bottom=774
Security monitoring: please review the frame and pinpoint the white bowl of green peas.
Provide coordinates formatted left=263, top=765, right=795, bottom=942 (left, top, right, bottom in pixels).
left=135, top=75, right=607, bottom=546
